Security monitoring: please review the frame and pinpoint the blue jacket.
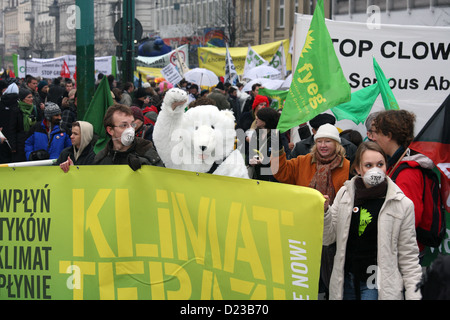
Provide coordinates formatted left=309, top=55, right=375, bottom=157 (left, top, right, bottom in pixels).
left=25, top=120, right=72, bottom=160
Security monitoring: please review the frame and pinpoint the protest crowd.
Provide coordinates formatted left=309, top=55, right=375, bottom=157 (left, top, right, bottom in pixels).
left=1, top=69, right=448, bottom=300
left=0, top=2, right=449, bottom=301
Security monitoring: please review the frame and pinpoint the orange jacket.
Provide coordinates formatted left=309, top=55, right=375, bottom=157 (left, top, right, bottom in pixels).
left=271, top=151, right=350, bottom=194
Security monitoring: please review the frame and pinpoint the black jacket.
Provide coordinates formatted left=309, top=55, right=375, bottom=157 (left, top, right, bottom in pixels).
left=93, top=137, right=164, bottom=168
left=55, top=143, right=96, bottom=166
left=0, top=93, right=27, bottom=162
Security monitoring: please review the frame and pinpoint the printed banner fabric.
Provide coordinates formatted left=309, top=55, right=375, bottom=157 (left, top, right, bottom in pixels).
left=198, top=40, right=292, bottom=77
left=292, top=15, right=450, bottom=134
left=0, top=165, right=324, bottom=300
left=277, top=0, right=350, bottom=133
left=14, top=55, right=117, bottom=79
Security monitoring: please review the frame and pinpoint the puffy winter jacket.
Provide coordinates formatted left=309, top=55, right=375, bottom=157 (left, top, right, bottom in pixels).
left=25, top=120, right=71, bottom=160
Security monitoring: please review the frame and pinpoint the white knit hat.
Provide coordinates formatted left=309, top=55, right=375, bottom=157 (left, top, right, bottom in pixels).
left=314, top=123, right=341, bottom=143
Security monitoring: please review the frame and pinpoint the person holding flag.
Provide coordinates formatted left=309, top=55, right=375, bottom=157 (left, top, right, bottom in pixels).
left=272, top=0, right=352, bottom=298
left=369, top=109, right=441, bottom=256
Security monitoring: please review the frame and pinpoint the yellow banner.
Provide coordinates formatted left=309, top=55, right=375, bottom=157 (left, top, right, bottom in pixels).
left=198, top=40, right=292, bottom=77
left=135, top=67, right=163, bottom=80
left=0, top=165, right=323, bottom=300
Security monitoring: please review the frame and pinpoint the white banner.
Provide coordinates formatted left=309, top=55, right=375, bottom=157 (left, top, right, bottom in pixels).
left=136, top=44, right=189, bottom=69
left=17, top=55, right=117, bottom=80
left=293, top=14, right=450, bottom=134
left=160, top=63, right=182, bottom=86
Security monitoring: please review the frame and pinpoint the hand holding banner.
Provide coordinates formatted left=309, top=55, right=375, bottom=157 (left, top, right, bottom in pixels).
left=0, top=165, right=325, bottom=300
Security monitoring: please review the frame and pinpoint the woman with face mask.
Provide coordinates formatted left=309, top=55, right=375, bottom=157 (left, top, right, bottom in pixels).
left=323, top=141, right=422, bottom=300
left=271, top=122, right=350, bottom=299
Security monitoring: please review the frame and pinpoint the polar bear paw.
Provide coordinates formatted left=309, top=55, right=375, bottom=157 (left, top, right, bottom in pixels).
left=163, top=88, right=189, bottom=111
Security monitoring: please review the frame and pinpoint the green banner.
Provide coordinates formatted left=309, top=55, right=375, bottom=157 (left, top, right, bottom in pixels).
left=0, top=165, right=324, bottom=300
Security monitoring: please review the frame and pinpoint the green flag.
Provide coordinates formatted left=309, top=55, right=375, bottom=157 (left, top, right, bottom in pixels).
left=83, top=76, right=114, bottom=154
left=373, top=57, right=399, bottom=110
left=258, top=87, right=289, bottom=110
left=331, top=83, right=380, bottom=125
left=277, top=0, right=350, bottom=133
left=12, top=53, right=19, bottom=77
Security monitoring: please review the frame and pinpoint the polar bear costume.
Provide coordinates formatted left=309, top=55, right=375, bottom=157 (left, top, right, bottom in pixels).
left=153, top=88, right=249, bottom=179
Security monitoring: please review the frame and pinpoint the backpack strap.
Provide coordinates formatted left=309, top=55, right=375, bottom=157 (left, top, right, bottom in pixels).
left=391, top=162, right=428, bottom=212
left=387, top=148, right=409, bottom=177
left=390, top=162, right=413, bottom=182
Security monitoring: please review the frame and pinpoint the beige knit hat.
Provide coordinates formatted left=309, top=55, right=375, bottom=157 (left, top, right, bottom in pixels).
left=314, top=123, right=341, bottom=143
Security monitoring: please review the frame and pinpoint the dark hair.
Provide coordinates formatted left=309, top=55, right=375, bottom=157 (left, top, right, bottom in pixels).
left=188, top=97, right=216, bottom=109
left=103, top=104, right=133, bottom=135
left=350, top=141, right=387, bottom=175
left=72, top=121, right=80, bottom=129
left=112, top=88, right=122, bottom=102
left=256, top=107, right=280, bottom=129
left=122, top=82, right=134, bottom=91
left=340, top=129, right=363, bottom=147
left=251, top=83, right=261, bottom=92
left=26, top=76, right=37, bottom=84
left=228, top=86, right=237, bottom=94
left=373, top=110, right=416, bottom=148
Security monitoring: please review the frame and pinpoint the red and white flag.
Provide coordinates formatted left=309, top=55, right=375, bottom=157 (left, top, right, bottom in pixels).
left=60, top=60, right=70, bottom=78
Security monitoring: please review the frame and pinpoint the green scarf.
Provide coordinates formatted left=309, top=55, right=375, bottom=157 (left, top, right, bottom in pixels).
left=18, top=100, right=35, bottom=131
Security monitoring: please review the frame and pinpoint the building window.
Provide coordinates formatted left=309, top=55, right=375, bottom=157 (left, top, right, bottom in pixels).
left=279, top=0, right=285, bottom=28
left=266, top=0, right=271, bottom=29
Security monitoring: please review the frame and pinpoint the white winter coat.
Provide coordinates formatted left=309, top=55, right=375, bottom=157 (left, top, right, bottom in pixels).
left=323, top=176, right=423, bottom=300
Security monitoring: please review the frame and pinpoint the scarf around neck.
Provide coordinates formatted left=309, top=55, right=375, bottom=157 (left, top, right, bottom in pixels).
left=18, top=100, right=35, bottom=131
left=354, top=177, right=388, bottom=207
left=309, top=151, right=342, bottom=205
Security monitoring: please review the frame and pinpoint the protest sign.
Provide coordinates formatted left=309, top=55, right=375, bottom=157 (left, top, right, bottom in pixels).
left=292, top=15, right=450, bottom=133
left=0, top=165, right=324, bottom=300
left=14, top=55, right=117, bottom=79
left=136, top=45, right=189, bottom=69
left=161, top=64, right=183, bottom=86
left=198, top=40, right=291, bottom=77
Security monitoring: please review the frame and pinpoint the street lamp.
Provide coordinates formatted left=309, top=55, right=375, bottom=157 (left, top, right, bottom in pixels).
left=20, top=47, right=32, bottom=76
left=49, top=0, right=59, bottom=17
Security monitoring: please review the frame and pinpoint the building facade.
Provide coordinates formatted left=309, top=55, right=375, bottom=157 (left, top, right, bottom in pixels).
left=0, top=0, right=448, bottom=70
left=332, top=0, right=450, bottom=26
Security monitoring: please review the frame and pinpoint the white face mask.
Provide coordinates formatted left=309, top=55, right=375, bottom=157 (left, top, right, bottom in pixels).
left=121, top=127, right=135, bottom=146
left=363, top=167, right=386, bottom=187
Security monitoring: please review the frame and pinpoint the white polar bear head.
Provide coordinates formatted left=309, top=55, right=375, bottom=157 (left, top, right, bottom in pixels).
left=155, top=87, right=243, bottom=174
left=182, top=104, right=236, bottom=169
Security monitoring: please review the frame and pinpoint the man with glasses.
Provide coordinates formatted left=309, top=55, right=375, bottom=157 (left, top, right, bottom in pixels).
left=364, top=112, right=380, bottom=142
left=93, top=104, right=163, bottom=170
